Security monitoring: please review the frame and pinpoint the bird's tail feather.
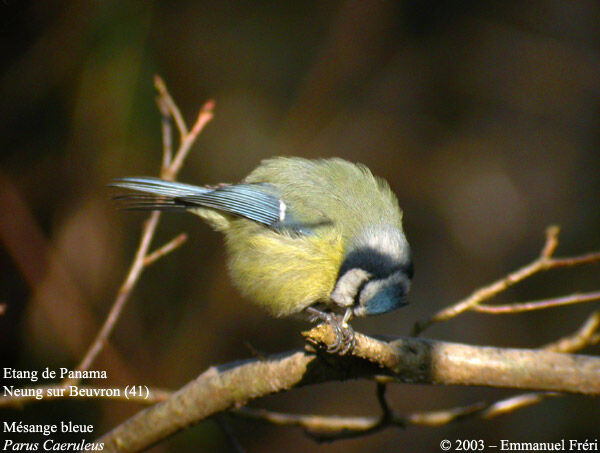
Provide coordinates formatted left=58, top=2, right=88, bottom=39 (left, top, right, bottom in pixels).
left=110, top=177, right=210, bottom=211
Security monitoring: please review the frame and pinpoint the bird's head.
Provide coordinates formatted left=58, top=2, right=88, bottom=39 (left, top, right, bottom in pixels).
left=331, top=225, right=412, bottom=316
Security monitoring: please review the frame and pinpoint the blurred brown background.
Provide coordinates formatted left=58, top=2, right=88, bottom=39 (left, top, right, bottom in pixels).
left=1, top=1, right=599, bottom=452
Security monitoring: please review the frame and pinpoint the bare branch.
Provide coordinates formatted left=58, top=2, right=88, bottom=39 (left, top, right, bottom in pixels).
left=153, top=75, right=188, bottom=139
left=232, top=393, right=557, bottom=441
left=234, top=407, right=388, bottom=435
left=375, top=382, right=392, bottom=423
left=291, top=382, right=396, bottom=442
left=414, top=226, right=600, bottom=335
left=306, top=325, right=600, bottom=395
left=156, top=96, right=173, bottom=171
left=162, top=99, right=214, bottom=181
left=233, top=400, right=489, bottom=437
left=545, top=310, right=600, bottom=353
left=443, top=308, right=600, bottom=422
left=234, top=307, right=600, bottom=440
left=5, top=309, right=598, bottom=442
left=95, top=328, right=600, bottom=451
left=549, top=252, right=600, bottom=268
left=483, top=393, right=560, bottom=419
left=473, top=291, right=600, bottom=314
left=143, top=233, right=188, bottom=267
left=71, top=78, right=212, bottom=382
left=71, top=211, right=161, bottom=379
left=540, top=225, right=560, bottom=258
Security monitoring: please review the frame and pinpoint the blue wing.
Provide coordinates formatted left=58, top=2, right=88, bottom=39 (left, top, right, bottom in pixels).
left=111, top=177, right=287, bottom=229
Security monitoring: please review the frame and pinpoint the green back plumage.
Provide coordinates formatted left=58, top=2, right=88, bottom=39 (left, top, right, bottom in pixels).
left=245, top=157, right=403, bottom=245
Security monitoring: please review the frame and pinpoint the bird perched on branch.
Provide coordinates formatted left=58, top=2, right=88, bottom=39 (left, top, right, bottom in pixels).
left=111, top=157, right=412, bottom=353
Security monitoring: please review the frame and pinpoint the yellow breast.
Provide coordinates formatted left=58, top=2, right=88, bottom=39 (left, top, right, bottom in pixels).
left=224, top=223, right=344, bottom=317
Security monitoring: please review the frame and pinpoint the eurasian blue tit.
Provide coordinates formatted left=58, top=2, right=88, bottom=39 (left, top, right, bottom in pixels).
left=112, top=157, right=412, bottom=352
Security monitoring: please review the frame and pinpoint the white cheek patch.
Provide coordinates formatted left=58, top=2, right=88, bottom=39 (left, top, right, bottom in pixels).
left=331, top=268, right=372, bottom=307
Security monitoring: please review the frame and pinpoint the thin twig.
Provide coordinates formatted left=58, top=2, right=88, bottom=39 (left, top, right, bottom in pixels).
left=375, top=382, right=392, bottom=423
left=414, top=226, right=600, bottom=335
left=233, top=400, right=490, bottom=438
left=156, top=96, right=173, bottom=171
left=549, top=252, right=600, bottom=268
left=162, top=99, right=214, bottom=181
left=234, top=407, right=390, bottom=436
left=544, top=309, right=600, bottom=353
left=71, top=77, right=213, bottom=381
left=300, top=383, right=395, bottom=442
left=232, top=392, right=556, bottom=439
left=404, top=231, right=600, bottom=432
left=540, top=225, right=560, bottom=258
left=154, top=75, right=188, bottom=139
left=473, top=291, right=600, bottom=314
left=405, top=401, right=489, bottom=425
left=232, top=391, right=553, bottom=437
left=482, top=393, right=560, bottom=419
left=143, top=233, right=188, bottom=266
left=71, top=211, right=161, bottom=378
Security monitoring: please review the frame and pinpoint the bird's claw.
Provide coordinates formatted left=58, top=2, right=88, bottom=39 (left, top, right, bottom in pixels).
left=328, top=320, right=355, bottom=355
left=305, top=307, right=355, bottom=355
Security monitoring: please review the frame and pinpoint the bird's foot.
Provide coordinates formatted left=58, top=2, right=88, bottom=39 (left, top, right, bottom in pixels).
left=305, top=307, right=355, bottom=355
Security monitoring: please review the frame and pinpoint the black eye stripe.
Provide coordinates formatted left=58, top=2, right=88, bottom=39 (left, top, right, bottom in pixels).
left=338, top=246, right=409, bottom=280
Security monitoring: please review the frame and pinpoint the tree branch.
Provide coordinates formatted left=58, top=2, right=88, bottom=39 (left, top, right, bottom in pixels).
left=544, top=309, right=600, bottom=353
left=232, top=399, right=490, bottom=439
left=96, top=326, right=600, bottom=452
left=473, top=291, right=600, bottom=314
left=143, top=233, right=188, bottom=267
left=153, top=75, right=188, bottom=140
left=414, top=226, right=600, bottom=335
left=230, top=308, right=600, bottom=439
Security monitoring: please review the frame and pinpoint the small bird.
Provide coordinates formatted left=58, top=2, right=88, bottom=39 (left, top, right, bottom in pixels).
left=111, top=157, right=412, bottom=353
